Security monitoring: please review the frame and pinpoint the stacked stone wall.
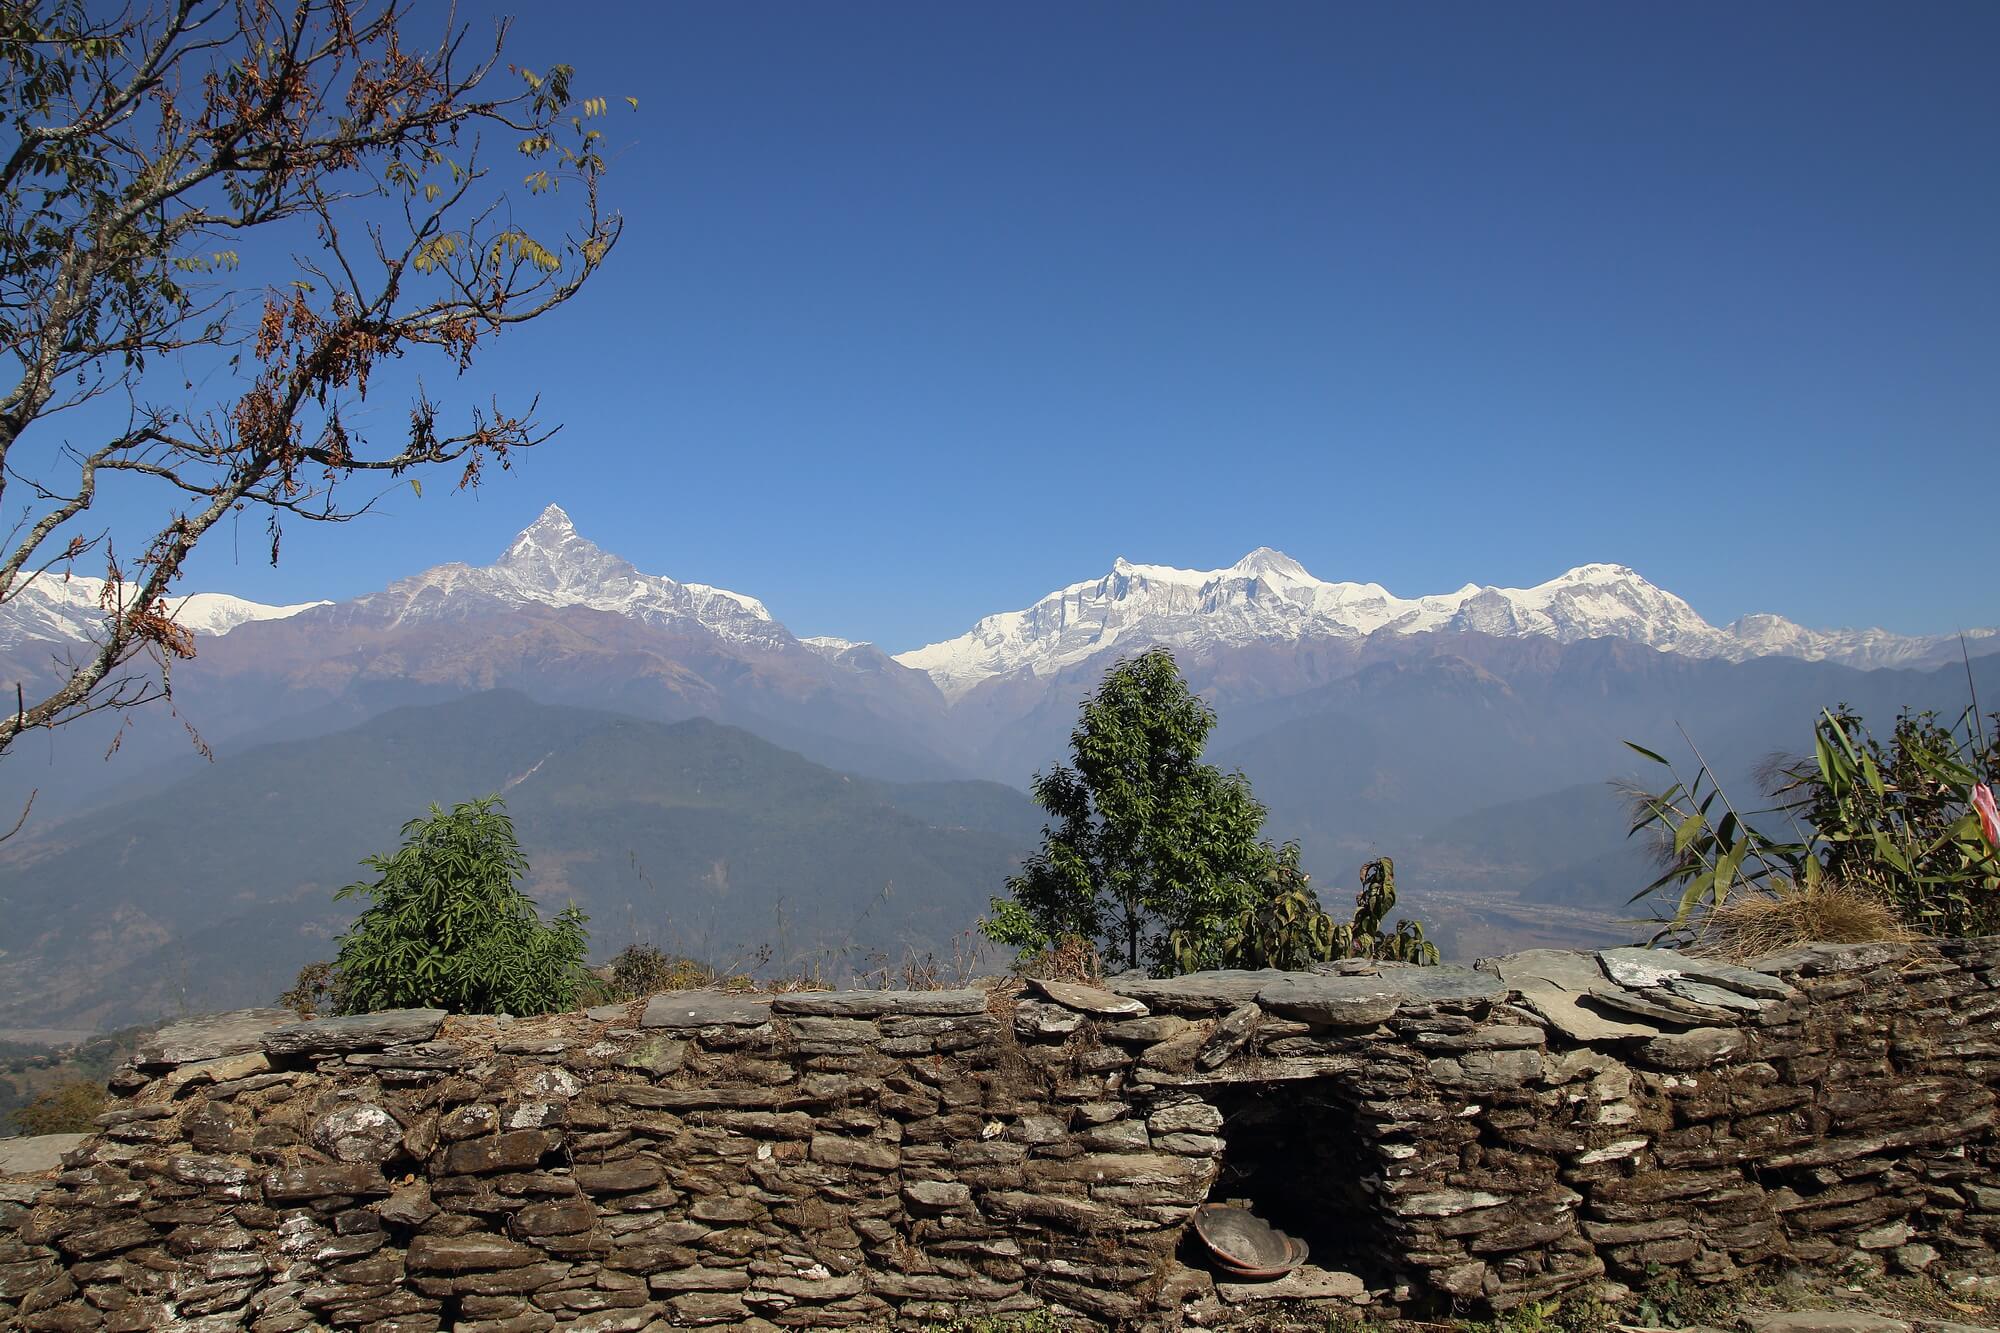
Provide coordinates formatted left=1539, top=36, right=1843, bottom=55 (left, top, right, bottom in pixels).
left=2, top=938, right=1998, bottom=1330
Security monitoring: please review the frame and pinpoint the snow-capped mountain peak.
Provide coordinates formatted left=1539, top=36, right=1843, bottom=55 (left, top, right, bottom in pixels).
left=335, top=506, right=779, bottom=642
left=1231, top=547, right=1313, bottom=581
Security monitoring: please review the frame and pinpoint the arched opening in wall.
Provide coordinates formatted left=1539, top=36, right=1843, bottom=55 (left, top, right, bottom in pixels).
left=1192, top=1076, right=1389, bottom=1289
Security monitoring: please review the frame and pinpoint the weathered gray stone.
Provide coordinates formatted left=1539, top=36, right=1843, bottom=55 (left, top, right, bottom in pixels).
left=809, top=1134, right=899, bottom=1171
left=1028, top=979, right=1148, bottom=1016
left=1745, top=1314, right=1908, bottom=1333
left=262, top=1162, right=388, bottom=1201
left=1585, top=983, right=1729, bottom=1026
left=1196, top=1003, right=1260, bottom=1069
left=1491, top=950, right=1662, bottom=1043
left=639, top=992, right=774, bottom=1028
left=0, top=1134, right=89, bottom=1177
left=1108, top=970, right=1293, bottom=1012
left=160, top=1050, right=272, bottom=1094
left=1636, top=1027, right=1747, bottom=1069
left=616, top=1035, right=686, bottom=1075
left=263, top=1009, right=446, bottom=1056
left=901, top=1180, right=971, bottom=1211
left=1258, top=968, right=1499, bottom=1025
left=1147, top=1102, right=1222, bottom=1135
left=406, top=1234, right=542, bottom=1273
left=1215, top=1267, right=1367, bottom=1304
left=1598, top=946, right=1790, bottom=1010
left=135, top=1008, right=297, bottom=1067
left=309, top=1104, right=403, bottom=1164
left=770, top=988, right=987, bottom=1016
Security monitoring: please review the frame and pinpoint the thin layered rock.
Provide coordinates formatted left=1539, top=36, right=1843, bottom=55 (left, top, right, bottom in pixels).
left=2, top=941, right=1997, bottom=1330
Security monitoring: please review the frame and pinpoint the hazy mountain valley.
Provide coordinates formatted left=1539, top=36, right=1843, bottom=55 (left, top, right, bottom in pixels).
left=2, top=509, right=1994, bottom=1033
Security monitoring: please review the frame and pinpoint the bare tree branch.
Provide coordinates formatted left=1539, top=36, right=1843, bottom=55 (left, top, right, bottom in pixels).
left=0, top=0, right=629, bottom=755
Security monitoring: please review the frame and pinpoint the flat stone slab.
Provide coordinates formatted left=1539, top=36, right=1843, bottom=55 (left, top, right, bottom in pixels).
left=0, top=1133, right=89, bottom=1176
left=263, top=1008, right=446, bottom=1056
left=1744, top=941, right=1912, bottom=976
left=1746, top=1313, right=1909, bottom=1333
left=1108, top=970, right=1296, bottom=1013
left=1587, top=985, right=1731, bottom=1027
left=1216, top=1266, right=1367, bottom=1304
left=1488, top=950, right=1662, bottom=1043
left=770, top=988, right=987, bottom=1017
left=1599, top=947, right=1790, bottom=1010
left=1257, top=968, right=1499, bottom=1026
left=160, top=1050, right=271, bottom=1094
left=134, top=1007, right=298, bottom=1068
left=1029, top=979, right=1148, bottom=1017
left=642, top=992, right=774, bottom=1028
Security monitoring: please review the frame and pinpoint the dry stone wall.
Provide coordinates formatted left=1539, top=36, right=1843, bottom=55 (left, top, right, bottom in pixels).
left=3, top=938, right=2000, bottom=1331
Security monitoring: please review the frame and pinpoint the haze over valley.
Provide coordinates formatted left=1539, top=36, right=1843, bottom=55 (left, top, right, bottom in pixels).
left=3, top=508, right=1992, bottom=1031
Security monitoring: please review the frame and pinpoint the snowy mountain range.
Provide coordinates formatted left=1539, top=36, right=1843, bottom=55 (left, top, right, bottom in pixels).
left=0, top=573, right=326, bottom=652
left=2, top=506, right=1989, bottom=697
left=895, top=549, right=1995, bottom=699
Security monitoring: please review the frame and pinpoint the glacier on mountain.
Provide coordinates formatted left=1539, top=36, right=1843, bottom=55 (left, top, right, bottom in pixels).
left=892, top=550, right=1992, bottom=700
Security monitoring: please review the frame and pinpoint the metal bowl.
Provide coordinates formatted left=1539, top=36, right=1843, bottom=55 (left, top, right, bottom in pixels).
left=1192, top=1205, right=1307, bottom=1278
left=1211, top=1233, right=1310, bottom=1281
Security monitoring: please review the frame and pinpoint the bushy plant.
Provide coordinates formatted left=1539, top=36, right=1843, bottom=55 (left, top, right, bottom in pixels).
left=607, top=944, right=714, bottom=998
left=278, top=961, right=347, bottom=1019
left=1627, top=702, right=2000, bottom=941
left=12, top=1079, right=105, bottom=1135
left=331, top=796, right=589, bottom=1016
left=1211, top=847, right=1439, bottom=969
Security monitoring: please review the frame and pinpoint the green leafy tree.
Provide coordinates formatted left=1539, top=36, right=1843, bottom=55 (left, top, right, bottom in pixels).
left=332, top=796, right=588, bottom=1015
left=983, top=648, right=1273, bottom=974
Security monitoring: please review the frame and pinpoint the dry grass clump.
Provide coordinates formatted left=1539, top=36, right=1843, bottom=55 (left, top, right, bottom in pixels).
left=1010, top=934, right=1104, bottom=985
left=1690, top=878, right=1918, bottom=961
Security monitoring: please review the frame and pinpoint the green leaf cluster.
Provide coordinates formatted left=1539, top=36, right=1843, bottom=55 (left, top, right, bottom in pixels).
left=331, top=796, right=589, bottom=1016
left=1626, top=702, right=2000, bottom=939
left=1212, top=847, right=1438, bottom=970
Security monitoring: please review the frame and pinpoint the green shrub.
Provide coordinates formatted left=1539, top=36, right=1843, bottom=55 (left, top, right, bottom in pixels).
left=1627, top=703, right=2000, bottom=940
left=1215, top=846, right=1439, bottom=969
left=331, top=796, right=589, bottom=1016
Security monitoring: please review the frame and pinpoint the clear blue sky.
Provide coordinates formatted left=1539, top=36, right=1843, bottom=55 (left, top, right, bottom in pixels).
left=153, top=1, right=1995, bottom=649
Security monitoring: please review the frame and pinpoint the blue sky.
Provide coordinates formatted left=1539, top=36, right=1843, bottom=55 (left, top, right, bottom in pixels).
left=107, top=2, right=2000, bottom=648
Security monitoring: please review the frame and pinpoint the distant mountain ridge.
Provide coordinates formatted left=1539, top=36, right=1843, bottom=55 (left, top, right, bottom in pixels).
left=895, top=550, right=1996, bottom=700
left=1, top=506, right=1985, bottom=690
left=0, top=691, right=1040, bottom=1031
left=0, top=573, right=326, bottom=651
left=1, top=505, right=1994, bottom=1013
